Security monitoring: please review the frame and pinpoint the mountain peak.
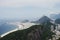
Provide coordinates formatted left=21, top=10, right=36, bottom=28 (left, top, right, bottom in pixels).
left=36, top=16, right=51, bottom=23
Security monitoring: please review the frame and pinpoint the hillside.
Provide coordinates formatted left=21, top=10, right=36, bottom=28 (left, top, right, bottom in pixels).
left=0, top=23, right=55, bottom=40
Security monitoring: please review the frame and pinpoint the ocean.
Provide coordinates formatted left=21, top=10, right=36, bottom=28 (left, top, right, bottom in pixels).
left=0, top=23, right=17, bottom=35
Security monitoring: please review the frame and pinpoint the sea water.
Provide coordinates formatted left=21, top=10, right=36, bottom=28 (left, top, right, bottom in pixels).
left=0, top=23, right=17, bottom=35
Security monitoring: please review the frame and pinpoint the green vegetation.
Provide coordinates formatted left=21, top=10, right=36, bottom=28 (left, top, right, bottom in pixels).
left=0, top=22, right=55, bottom=40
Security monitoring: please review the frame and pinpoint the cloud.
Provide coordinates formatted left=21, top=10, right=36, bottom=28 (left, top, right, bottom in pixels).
left=0, top=0, right=60, bottom=8
left=0, top=0, right=60, bottom=19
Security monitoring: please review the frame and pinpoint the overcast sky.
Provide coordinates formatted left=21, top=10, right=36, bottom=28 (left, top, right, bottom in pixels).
left=0, top=0, right=60, bottom=19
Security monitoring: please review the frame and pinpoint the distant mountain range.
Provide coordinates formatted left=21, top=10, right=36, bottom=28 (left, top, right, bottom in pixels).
left=31, top=16, right=52, bottom=24
left=50, top=13, right=60, bottom=20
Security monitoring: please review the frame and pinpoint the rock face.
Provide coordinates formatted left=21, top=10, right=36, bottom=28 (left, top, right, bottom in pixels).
left=0, top=24, right=54, bottom=40
left=27, top=25, right=43, bottom=40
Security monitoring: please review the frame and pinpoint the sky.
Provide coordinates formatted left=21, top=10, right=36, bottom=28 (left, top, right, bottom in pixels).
left=0, top=0, right=60, bottom=19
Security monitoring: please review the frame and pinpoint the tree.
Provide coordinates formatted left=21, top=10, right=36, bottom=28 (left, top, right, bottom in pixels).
left=41, top=21, right=56, bottom=40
